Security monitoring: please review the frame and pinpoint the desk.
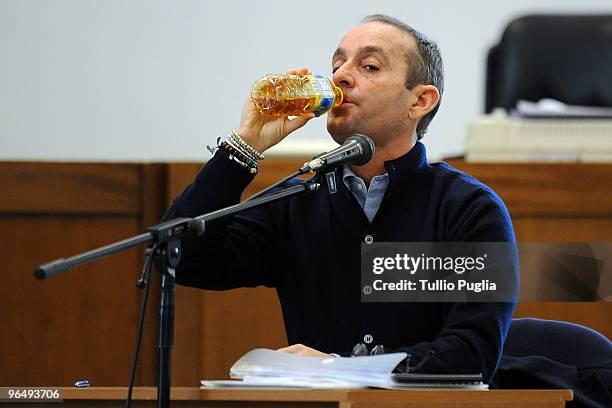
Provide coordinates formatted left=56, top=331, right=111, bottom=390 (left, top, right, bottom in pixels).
left=11, top=387, right=573, bottom=408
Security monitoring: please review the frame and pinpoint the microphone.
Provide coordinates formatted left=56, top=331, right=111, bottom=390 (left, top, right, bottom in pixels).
left=302, top=134, right=375, bottom=173
left=247, top=134, right=374, bottom=201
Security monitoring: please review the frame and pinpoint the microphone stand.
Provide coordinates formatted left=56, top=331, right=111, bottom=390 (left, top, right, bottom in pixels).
left=34, top=181, right=320, bottom=408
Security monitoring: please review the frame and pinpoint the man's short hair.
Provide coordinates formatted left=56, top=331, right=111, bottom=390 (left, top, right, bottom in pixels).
left=360, top=14, right=444, bottom=139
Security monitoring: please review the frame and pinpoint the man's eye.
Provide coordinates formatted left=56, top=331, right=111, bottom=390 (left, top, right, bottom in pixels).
left=332, top=66, right=340, bottom=73
left=364, top=65, right=379, bottom=72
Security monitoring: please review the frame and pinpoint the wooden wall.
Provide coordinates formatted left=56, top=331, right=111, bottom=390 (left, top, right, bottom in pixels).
left=0, top=163, right=166, bottom=387
left=445, top=160, right=612, bottom=343
left=2, top=158, right=611, bottom=388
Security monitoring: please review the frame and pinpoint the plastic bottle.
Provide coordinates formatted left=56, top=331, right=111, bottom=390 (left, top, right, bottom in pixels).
left=251, top=73, right=343, bottom=117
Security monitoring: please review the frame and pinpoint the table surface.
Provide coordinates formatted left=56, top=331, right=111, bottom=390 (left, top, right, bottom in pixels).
left=53, top=386, right=574, bottom=408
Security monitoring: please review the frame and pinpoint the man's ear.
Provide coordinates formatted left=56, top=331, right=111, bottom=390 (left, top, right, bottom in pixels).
left=408, top=85, right=440, bottom=120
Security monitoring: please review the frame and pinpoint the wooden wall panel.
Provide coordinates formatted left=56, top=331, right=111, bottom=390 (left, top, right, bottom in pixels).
left=513, top=217, right=612, bottom=242
left=447, top=160, right=612, bottom=339
left=0, top=162, right=167, bottom=387
left=200, top=288, right=286, bottom=380
left=444, top=161, right=612, bottom=217
left=0, top=217, right=143, bottom=386
left=0, top=162, right=142, bottom=215
left=510, top=216, right=612, bottom=339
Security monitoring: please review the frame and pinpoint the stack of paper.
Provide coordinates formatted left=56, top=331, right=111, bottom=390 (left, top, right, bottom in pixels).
left=514, top=99, right=612, bottom=119
left=201, top=348, right=487, bottom=389
left=203, top=348, right=405, bottom=389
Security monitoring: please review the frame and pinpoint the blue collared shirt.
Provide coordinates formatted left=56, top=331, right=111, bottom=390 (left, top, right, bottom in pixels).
left=342, top=165, right=389, bottom=223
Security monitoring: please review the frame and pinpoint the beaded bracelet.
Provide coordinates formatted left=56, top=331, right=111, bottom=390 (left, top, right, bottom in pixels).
left=220, top=141, right=257, bottom=166
left=228, top=130, right=265, bottom=161
left=228, top=153, right=258, bottom=174
left=216, top=130, right=265, bottom=174
left=218, top=140, right=258, bottom=174
left=224, top=137, right=259, bottom=164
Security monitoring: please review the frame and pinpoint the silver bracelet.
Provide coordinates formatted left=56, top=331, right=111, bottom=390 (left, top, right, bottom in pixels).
left=216, top=137, right=258, bottom=174
left=224, top=137, right=258, bottom=163
left=229, top=130, right=265, bottom=161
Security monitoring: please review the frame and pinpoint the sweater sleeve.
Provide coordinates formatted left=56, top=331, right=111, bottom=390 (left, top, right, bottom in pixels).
left=391, top=186, right=518, bottom=384
left=162, top=149, right=279, bottom=290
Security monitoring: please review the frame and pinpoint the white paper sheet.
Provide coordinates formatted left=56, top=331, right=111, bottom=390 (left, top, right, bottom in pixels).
left=515, top=99, right=612, bottom=118
left=228, top=348, right=406, bottom=387
left=201, top=348, right=488, bottom=390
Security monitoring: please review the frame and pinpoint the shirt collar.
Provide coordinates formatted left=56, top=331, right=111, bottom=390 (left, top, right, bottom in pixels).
left=336, top=141, right=429, bottom=191
left=341, top=163, right=389, bottom=188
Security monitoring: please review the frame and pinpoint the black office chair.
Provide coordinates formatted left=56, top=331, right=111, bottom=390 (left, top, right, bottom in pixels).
left=496, top=318, right=612, bottom=407
left=485, top=15, right=612, bottom=113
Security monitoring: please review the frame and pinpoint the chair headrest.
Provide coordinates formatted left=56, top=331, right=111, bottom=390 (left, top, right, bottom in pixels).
left=487, top=15, right=612, bottom=112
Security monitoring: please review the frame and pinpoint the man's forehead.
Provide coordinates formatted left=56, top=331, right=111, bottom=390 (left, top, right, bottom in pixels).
left=333, top=22, right=414, bottom=58
left=333, top=45, right=386, bottom=60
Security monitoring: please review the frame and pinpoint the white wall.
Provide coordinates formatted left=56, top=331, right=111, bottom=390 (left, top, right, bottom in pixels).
left=1, top=0, right=611, bottom=162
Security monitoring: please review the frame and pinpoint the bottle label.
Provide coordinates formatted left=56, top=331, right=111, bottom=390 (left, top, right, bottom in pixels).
left=308, top=74, right=336, bottom=116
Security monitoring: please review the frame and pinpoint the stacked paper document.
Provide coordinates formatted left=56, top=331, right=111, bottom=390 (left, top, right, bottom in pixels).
left=203, top=348, right=404, bottom=388
left=201, top=348, right=488, bottom=389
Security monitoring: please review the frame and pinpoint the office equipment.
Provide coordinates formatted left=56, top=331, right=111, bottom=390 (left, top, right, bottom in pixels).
left=392, top=373, right=484, bottom=387
left=466, top=110, right=612, bottom=162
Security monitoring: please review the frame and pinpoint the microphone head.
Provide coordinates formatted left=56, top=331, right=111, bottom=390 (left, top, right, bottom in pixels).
left=347, top=134, right=375, bottom=166
left=305, top=133, right=376, bottom=172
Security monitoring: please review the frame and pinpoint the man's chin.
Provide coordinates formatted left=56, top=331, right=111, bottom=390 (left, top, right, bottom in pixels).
left=327, top=118, right=357, bottom=144
left=327, top=128, right=353, bottom=145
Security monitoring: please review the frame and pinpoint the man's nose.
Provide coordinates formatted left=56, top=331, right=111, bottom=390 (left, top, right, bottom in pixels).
left=332, top=64, right=354, bottom=89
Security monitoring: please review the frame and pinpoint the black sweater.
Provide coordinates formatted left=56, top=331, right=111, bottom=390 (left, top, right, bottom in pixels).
left=164, top=141, right=518, bottom=383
